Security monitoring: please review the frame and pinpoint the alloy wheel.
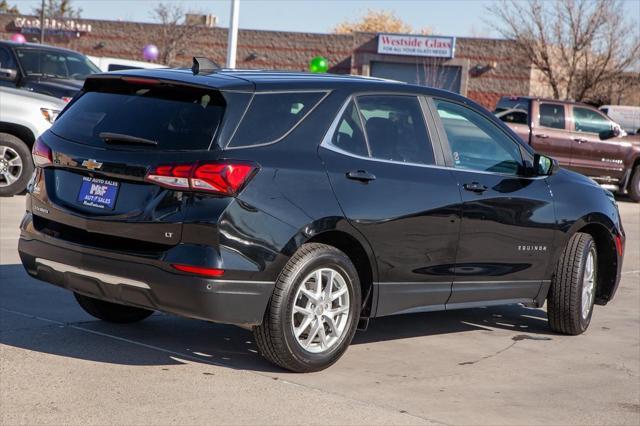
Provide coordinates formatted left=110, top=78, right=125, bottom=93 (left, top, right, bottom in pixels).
left=291, top=267, right=351, bottom=353
left=0, top=145, right=23, bottom=188
left=581, top=248, right=596, bottom=319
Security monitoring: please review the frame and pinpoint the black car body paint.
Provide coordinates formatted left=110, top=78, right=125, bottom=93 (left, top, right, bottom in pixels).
left=18, top=68, right=625, bottom=330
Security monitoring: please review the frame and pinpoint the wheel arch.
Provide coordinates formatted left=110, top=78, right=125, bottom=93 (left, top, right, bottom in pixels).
left=282, top=221, right=378, bottom=318
left=559, top=215, right=619, bottom=305
left=305, top=230, right=376, bottom=317
left=627, top=155, right=640, bottom=191
left=0, top=122, right=36, bottom=149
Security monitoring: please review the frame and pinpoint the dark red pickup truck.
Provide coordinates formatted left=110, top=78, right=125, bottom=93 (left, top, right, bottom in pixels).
left=495, top=96, right=640, bottom=201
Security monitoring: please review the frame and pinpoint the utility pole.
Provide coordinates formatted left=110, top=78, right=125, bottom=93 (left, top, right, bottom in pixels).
left=39, top=0, right=45, bottom=44
left=226, top=0, right=240, bottom=68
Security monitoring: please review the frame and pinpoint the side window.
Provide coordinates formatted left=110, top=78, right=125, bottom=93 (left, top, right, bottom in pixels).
left=331, top=101, right=369, bottom=157
left=0, top=46, right=17, bottom=71
left=229, top=92, right=325, bottom=147
left=539, top=103, right=565, bottom=129
left=356, top=95, right=435, bottom=165
left=434, top=99, right=523, bottom=175
left=573, top=107, right=612, bottom=134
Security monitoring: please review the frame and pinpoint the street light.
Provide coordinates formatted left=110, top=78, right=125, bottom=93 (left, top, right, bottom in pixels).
left=226, top=0, right=240, bottom=68
left=39, top=0, right=45, bottom=44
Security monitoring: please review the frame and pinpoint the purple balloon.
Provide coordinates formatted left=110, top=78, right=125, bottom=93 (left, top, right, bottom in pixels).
left=10, top=33, right=26, bottom=43
left=142, top=44, right=159, bottom=61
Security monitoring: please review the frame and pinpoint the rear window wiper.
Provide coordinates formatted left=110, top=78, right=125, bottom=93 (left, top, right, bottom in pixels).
left=99, top=132, right=158, bottom=146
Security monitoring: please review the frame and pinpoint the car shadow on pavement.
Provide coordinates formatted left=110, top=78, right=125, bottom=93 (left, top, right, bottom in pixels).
left=615, top=194, right=635, bottom=204
left=1, top=263, right=553, bottom=373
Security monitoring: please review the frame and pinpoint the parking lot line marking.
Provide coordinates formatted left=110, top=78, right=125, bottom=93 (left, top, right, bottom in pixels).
left=0, top=306, right=445, bottom=425
left=621, top=269, right=640, bottom=275
left=68, top=324, right=231, bottom=367
left=0, top=307, right=66, bottom=325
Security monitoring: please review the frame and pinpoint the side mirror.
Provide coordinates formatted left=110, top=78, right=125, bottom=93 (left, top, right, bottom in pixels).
left=599, top=126, right=620, bottom=140
left=0, top=68, right=17, bottom=81
left=534, top=153, right=560, bottom=176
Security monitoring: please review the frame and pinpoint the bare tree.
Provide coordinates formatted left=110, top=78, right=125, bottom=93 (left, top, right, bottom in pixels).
left=150, top=3, right=195, bottom=66
left=33, top=0, right=82, bottom=19
left=0, top=0, right=20, bottom=14
left=489, top=0, right=640, bottom=102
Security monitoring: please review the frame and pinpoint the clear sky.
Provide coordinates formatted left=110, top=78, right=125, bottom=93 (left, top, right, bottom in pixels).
left=11, top=0, right=640, bottom=38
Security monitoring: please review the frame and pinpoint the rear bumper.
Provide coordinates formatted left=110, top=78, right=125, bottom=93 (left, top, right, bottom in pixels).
left=18, top=215, right=274, bottom=326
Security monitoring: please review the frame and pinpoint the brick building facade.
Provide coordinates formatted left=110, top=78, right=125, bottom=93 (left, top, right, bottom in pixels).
left=0, top=13, right=537, bottom=109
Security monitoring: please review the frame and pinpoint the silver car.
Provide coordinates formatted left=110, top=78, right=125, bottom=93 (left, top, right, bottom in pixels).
left=0, top=87, right=65, bottom=196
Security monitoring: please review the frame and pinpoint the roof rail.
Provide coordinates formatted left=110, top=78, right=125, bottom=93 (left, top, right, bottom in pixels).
left=192, top=57, right=221, bottom=75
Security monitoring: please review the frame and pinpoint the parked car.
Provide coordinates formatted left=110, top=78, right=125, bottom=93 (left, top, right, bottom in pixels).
left=0, top=41, right=100, bottom=100
left=87, top=55, right=167, bottom=72
left=495, top=96, right=640, bottom=201
left=0, top=87, right=65, bottom=196
left=599, top=105, right=640, bottom=135
left=19, top=64, right=625, bottom=372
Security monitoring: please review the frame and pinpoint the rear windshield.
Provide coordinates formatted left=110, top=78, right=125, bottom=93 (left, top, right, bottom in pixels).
left=494, top=98, right=530, bottom=114
left=51, top=80, right=225, bottom=150
left=228, top=91, right=326, bottom=148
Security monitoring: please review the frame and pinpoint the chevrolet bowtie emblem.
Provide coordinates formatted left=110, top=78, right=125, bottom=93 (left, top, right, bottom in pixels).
left=82, top=159, right=103, bottom=170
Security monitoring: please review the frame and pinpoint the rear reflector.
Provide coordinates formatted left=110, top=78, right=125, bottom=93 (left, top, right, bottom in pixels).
left=615, top=234, right=623, bottom=257
left=32, top=138, right=52, bottom=167
left=171, top=264, right=224, bottom=277
left=145, top=161, right=256, bottom=196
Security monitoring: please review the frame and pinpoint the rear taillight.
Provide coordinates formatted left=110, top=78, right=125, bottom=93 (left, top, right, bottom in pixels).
left=171, top=264, right=224, bottom=277
left=145, top=161, right=257, bottom=196
left=32, top=138, right=52, bottom=167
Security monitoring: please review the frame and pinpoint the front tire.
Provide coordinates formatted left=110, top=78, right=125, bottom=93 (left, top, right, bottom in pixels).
left=547, top=232, right=597, bottom=335
left=254, top=243, right=361, bottom=372
left=0, top=133, right=33, bottom=197
left=74, top=293, right=154, bottom=323
left=628, top=165, right=640, bottom=202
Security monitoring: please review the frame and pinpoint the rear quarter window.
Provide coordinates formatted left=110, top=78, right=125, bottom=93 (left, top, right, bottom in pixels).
left=228, top=91, right=326, bottom=148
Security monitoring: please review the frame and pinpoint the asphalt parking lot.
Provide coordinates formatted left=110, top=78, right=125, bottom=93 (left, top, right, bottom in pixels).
left=1, top=194, right=638, bottom=425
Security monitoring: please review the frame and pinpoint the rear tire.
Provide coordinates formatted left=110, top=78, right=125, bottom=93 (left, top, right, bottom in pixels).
left=547, top=232, right=597, bottom=335
left=628, top=165, right=640, bottom=202
left=74, top=293, right=154, bottom=323
left=0, top=133, right=33, bottom=197
left=254, top=243, right=361, bottom=372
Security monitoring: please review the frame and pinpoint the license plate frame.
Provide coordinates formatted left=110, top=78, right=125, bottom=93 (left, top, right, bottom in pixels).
left=77, top=176, right=119, bottom=210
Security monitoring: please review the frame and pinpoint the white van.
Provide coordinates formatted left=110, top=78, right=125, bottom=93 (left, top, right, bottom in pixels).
left=87, top=56, right=167, bottom=73
left=599, top=105, right=640, bottom=134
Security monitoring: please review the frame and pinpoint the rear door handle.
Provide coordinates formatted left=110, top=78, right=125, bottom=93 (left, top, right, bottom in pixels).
left=346, top=170, right=376, bottom=182
left=573, top=138, right=588, bottom=143
left=535, top=133, right=549, bottom=139
left=463, top=182, right=488, bottom=193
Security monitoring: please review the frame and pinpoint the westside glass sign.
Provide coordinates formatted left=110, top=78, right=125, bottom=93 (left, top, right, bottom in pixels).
left=377, top=34, right=456, bottom=58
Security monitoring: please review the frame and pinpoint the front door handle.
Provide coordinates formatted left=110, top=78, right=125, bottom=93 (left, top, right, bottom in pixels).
left=573, top=137, right=588, bottom=143
left=463, top=182, right=488, bottom=193
left=535, top=133, right=549, bottom=139
left=346, top=170, right=376, bottom=182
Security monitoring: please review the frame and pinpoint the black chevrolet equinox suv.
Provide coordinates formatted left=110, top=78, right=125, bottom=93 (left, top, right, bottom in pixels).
left=19, top=60, right=625, bottom=372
